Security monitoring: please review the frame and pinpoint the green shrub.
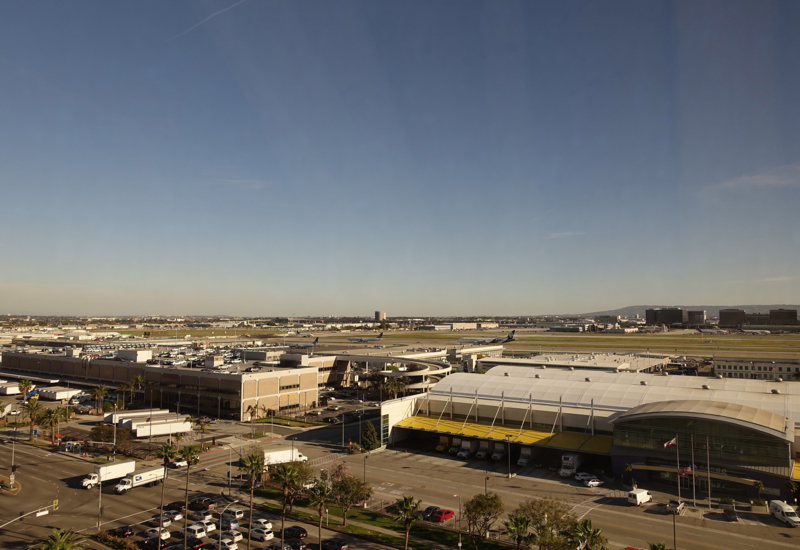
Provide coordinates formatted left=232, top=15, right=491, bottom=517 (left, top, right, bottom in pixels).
left=752, top=498, right=767, bottom=507
left=720, top=497, right=734, bottom=505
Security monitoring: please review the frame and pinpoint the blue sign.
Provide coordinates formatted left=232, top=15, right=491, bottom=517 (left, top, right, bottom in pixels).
left=33, top=429, right=38, bottom=436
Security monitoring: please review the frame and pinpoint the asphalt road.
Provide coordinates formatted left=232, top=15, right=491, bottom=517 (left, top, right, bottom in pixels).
left=4, top=424, right=800, bottom=550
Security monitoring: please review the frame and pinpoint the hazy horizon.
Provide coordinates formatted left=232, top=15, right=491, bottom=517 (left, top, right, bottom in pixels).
left=2, top=1, right=799, bottom=316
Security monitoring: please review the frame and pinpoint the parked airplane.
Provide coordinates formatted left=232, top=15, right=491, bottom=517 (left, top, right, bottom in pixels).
left=348, top=332, right=384, bottom=343
left=297, top=332, right=314, bottom=338
left=696, top=328, right=729, bottom=335
left=741, top=329, right=771, bottom=335
left=457, top=330, right=516, bottom=345
left=289, top=337, right=319, bottom=349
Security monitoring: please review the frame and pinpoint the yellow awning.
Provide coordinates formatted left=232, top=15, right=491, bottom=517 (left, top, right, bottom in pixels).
left=791, top=460, right=800, bottom=481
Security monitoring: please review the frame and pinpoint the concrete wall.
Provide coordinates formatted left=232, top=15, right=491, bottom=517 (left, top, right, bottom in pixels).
left=381, top=394, right=423, bottom=444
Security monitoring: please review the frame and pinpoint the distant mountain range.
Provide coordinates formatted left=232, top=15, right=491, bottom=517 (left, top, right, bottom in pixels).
left=581, top=305, right=800, bottom=318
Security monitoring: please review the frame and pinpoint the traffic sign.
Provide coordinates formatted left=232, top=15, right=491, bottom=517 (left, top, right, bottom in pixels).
left=36, top=510, right=48, bottom=517
left=9, top=473, right=15, bottom=485
left=33, top=430, right=38, bottom=436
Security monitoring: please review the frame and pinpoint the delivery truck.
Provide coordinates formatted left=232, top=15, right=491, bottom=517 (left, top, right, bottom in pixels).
left=435, top=436, right=449, bottom=452
left=114, top=466, right=165, bottom=494
left=263, top=447, right=308, bottom=466
left=517, top=447, right=532, bottom=467
left=448, top=437, right=462, bottom=455
left=457, top=440, right=479, bottom=459
left=82, top=461, right=136, bottom=489
left=559, top=453, right=584, bottom=477
left=491, top=443, right=507, bottom=461
left=475, top=441, right=491, bottom=459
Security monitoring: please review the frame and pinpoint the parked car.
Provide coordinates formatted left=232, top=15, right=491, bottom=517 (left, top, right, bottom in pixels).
left=189, top=497, right=216, bottom=511
left=265, top=544, right=292, bottom=550
left=222, top=508, right=245, bottom=520
left=724, top=508, right=739, bottom=522
left=282, top=526, right=308, bottom=539
left=584, top=478, right=604, bottom=487
left=218, top=518, right=239, bottom=530
left=321, top=539, right=349, bottom=550
left=251, top=528, right=275, bottom=542
left=222, top=530, right=243, bottom=542
left=197, top=519, right=217, bottom=533
left=574, top=472, right=594, bottom=482
left=147, top=517, right=171, bottom=528
left=164, top=501, right=186, bottom=512
left=422, top=506, right=440, bottom=521
left=169, top=460, right=188, bottom=469
left=213, top=539, right=239, bottom=550
left=181, top=524, right=207, bottom=539
left=285, top=539, right=307, bottom=550
left=431, top=509, right=455, bottom=522
left=189, top=510, right=213, bottom=522
left=143, top=528, right=170, bottom=541
left=185, top=538, right=205, bottom=549
left=164, top=510, right=183, bottom=521
left=666, top=500, right=686, bottom=515
left=110, top=525, right=134, bottom=538
left=251, top=519, right=273, bottom=530
left=137, top=537, right=162, bottom=550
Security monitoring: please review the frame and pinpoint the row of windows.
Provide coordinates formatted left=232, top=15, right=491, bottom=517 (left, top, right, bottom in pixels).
left=280, top=384, right=300, bottom=391
left=717, top=364, right=799, bottom=373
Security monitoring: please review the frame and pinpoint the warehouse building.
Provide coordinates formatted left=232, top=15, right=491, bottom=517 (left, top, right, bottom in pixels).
left=385, top=368, right=800, bottom=501
left=476, top=353, right=669, bottom=373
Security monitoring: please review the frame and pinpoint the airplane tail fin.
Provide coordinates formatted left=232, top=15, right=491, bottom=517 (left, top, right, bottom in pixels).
left=507, top=330, right=516, bottom=341
left=313, top=337, right=319, bottom=345
left=378, top=332, right=384, bottom=339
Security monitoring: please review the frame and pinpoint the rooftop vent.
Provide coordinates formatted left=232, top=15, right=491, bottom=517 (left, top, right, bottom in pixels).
left=569, top=367, right=575, bottom=371
left=585, top=377, right=592, bottom=382
left=777, top=377, right=784, bottom=382
left=702, top=385, right=710, bottom=390
left=504, top=372, right=509, bottom=377
left=772, top=389, right=781, bottom=394
left=640, top=380, right=648, bottom=386
left=715, top=375, right=723, bottom=379
left=534, top=374, right=540, bottom=379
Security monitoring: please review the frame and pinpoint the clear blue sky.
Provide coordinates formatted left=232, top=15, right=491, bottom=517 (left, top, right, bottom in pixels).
left=2, top=1, right=799, bottom=316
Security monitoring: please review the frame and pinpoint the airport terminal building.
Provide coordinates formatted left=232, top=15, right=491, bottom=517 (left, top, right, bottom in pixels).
left=385, top=368, right=800, bottom=501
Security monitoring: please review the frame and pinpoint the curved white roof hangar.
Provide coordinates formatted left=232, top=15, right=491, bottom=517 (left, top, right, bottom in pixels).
left=431, top=371, right=800, bottom=429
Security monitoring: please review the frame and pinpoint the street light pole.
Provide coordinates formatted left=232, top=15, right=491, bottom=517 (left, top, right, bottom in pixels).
left=485, top=476, right=489, bottom=496
left=219, top=500, right=240, bottom=549
left=112, top=403, right=117, bottom=463
left=507, top=437, right=511, bottom=479
left=364, top=455, right=368, bottom=483
left=453, top=494, right=462, bottom=549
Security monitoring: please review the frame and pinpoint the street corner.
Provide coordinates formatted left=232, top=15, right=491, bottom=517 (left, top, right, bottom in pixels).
left=0, top=474, right=22, bottom=496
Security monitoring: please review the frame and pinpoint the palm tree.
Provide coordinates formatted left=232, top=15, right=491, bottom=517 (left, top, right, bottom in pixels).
left=787, top=480, right=798, bottom=497
left=647, top=543, right=669, bottom=550
left=90, top=386, right=108, bottom=415
left=240, top=451, right=266, bottom=550
left=308, top=483, right=333, bottom=549
left=156, top=443, right=177, bottom=536
left=18, top=379, right=33, bottom=401
left=270, top=462, right=300, bottom=549
left=503, top=513, right=532, bottom=550
left=394, top=495, right=422, bottom=550
left=570, top=519, right=608, bottom=550
left=753, top=480, right=764, bottom=502
left=39, top=408, right=66, bottom=444
left=117, top=382, right=132, bottom=409
left=193, top=417, right=209, bottom=450
left=34, top=527, right=87, bottom=550
left=22, top=399, right=43, bottom=441
left=130, top=374, right=144, bottom=405
left=245, top=404, right=258, bottom=438
left=179, top=445, right=201, bottom=550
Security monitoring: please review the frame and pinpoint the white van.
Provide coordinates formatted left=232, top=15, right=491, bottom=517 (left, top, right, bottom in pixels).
left=222, top=508, right=245, bottom=520
left=769, top=500, right=800, bottom=527
left=628, top=488, right=653, bottom=506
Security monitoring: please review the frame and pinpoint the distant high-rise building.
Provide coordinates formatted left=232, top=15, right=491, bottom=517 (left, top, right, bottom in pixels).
left=688, top=310, right=706, bottom=325
left=375, top=311, right=386, bottom=322
left=744, top=312, right=770, bottom=325
left=645, top=308, right=688, bottom=325
left=770, top=309, right=798, bottom=326
left=719, top=309, right=746, bottom=327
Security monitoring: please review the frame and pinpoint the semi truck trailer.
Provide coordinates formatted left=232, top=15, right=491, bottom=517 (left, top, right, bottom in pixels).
left=82, top=461, right=136, bottom=489
left=263, top=447, right=308, bottom=466
left=114, top=466, right=166, bottom=494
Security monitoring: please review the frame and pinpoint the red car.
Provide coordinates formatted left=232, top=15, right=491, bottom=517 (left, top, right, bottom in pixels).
left=431, top=509, right=454, bottom=522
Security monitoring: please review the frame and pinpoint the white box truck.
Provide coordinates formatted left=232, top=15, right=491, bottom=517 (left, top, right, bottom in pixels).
left=628, top=489, right=653, bottom=506
left=491, top=443, right=507, bottom=460
left=263, top=447, right=308, bottom=466
left=475, top=442, right=491, bottom=459
left=114, top=466, right=166, bottom=494
left=457, top=440, right=479, bottom=459
left=517, top=447, right=532, bottom=467
left=559, top=453, right=583, bottom=477
left=82, top=461, right=136, bottom=489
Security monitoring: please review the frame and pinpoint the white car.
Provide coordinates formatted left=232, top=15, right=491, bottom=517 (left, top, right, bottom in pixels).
left=584, top=478, right=604, bottom=487
left=222, top=530, right=243, bottom=542
left=574, top=472, right=594, bottom=482
left=143, top=527, right=170, bottom=541
left=198, top=519, right=217, bottom=533
left=251, top=528, right=275, bottom=542
left=251, top=519, right=273, bottom=531
left=164, top=510, right=183, bottom=521
left=214, top=539, right=239, bottom=550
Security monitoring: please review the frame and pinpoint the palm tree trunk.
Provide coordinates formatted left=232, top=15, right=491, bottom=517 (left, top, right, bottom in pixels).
left=29, top=416, right=34, bottom=441
left=318, top=508, right=323, bottom=550
left=404, top=526, right=410, bottom=550
left=184, top=466, right=191, bottom=550
left=159, top=464, right=168, bottom=540
left=281, top=500, right=287, bottom=548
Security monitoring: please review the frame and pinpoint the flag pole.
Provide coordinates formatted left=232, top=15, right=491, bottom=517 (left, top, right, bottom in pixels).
left=707, top=436, right=712, bottom=509
left=691, top=434, right=697, bottom=508
left=676, top=434, right=681, bottom=501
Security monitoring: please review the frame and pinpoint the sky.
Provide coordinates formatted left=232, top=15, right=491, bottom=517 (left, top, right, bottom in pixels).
left=1, top=0, right=800, bottom=317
